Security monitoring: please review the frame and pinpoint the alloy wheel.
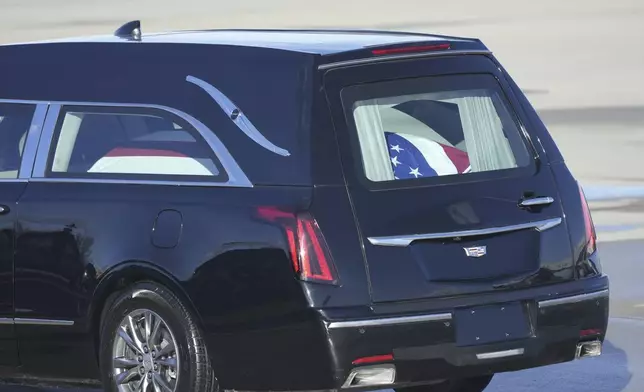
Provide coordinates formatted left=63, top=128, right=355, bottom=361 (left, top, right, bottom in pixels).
left=112, top=309, right=180, bottom=391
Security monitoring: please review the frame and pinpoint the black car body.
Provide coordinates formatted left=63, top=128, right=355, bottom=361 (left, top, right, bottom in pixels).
left=0, top=22, right=608, bottom=392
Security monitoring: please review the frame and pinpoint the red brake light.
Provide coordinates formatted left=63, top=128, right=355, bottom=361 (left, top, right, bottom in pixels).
left=256, top=207, right=338, bottom=284
left=296, top=213, right=338, bottom=284
left=578, top=185, right=597, bottom=255
left=352, top=354, right=394, bottom=365
left=372, top=43, right=451, bottom=56
left=580, top=328, right=602, bottom=338
left=285, top=227, right=299, bottom=273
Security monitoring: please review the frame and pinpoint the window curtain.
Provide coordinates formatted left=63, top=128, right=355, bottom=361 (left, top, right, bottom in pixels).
left=455, top=96, right=517, bottom=172
left=52, top=112, right=85, bottom=172
left=353, top=100, right=395, bottom=182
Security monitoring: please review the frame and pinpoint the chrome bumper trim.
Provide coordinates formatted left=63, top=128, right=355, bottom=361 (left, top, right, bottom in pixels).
left=327, top=312, right=452, bottom=329
left=538, top=289, right=609, bottom=308
left=476, top=348, right=525, bottom=360
left=13, top=318, right=74, bottom=326
left=0, top=317, right=75, bottom=326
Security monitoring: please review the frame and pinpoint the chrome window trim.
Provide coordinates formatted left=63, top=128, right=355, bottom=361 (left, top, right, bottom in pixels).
left=31, top=103, right=61, bottom=178
left=326, top=312, right=452, bottom=329
left=368, top=217, right=562, bottom=247
left=0, top=318, right=13, bottom=325
left=0, top=179, right=28, bottom=183
left=538, top=289, right=609, bottom=309
left=30, top=100, right=253, bottom=188
left=318, top=49, right=493, bottom=70
left=0, top=99, right=46, bottom=105
left=19, top=103, right=49, bottom=179
left=28, top=177, right=245, bottom=187
left=186, top=75, right=291, bottom=157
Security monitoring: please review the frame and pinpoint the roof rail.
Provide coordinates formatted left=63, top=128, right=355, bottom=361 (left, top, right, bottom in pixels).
left=114, top=20, right=142, bottom=41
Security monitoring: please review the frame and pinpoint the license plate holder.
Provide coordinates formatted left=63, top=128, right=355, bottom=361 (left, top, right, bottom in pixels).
left=455, top=302, right=531, bottom=347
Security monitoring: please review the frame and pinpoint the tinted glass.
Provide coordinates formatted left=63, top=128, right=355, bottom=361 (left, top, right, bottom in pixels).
left=344, top=74, right=532, bottom=184
left=0, top=103, right=35, bottom=179
left=47, top=106, right=227, bottom=182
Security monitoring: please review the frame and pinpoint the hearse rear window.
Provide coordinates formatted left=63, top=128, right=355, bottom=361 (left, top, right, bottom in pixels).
left=46, top=106, right=226, bottom=182
left=344, top=74, right=532, bottom=183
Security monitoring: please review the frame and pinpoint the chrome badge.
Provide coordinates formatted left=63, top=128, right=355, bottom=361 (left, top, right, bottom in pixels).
left=464, top=246, right=487, bottom=258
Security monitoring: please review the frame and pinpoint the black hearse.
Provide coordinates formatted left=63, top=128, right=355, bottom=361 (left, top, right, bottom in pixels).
left=0, top=21, right=608, bottom=392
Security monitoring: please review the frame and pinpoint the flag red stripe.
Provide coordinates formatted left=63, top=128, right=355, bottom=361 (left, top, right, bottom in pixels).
left=440, top=144, right=470, bottom=173
left=104, top=148, right=187, bottom=158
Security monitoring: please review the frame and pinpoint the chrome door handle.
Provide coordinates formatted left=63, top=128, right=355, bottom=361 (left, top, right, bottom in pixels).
left=519, top=196, right=554, bottom=208
left=0, top=205, right=9, bottom=214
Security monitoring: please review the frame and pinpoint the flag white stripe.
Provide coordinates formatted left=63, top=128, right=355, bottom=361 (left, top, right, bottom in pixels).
left=89, top=156, right=218, bottom=176
left=395, top=133, right=458, bottom=176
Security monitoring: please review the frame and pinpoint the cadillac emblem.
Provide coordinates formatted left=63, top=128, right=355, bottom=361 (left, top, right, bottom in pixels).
left=463, top=246, right=487, bottom=258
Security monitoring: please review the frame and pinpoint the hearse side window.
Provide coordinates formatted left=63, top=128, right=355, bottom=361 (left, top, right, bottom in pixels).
left=0, top=103, right=35, bottom=179
left=45, top=106, right=228, bottom=182
left=345, top=74, right=532, bottom=184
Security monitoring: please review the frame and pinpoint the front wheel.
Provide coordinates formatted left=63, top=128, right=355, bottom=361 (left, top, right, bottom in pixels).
left=395, top=375, right=494, bottom=392
left=98, top=282, right=216, bottom=392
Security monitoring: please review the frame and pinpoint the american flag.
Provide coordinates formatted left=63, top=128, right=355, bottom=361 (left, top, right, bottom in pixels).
left=385, top=132, right=470, bottom=180
left=89, top=147, right=217, bottom=176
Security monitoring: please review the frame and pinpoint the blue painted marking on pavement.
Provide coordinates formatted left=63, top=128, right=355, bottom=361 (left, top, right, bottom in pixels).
left=582, top=185, right=644, bottom=201
left=595, top=224, right=639, bottom=233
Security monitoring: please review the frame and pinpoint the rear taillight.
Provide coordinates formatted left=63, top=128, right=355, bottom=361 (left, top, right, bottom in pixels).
left=578, top=185, right=597, bottom=255
left=257, top=207, right=339, bottom=285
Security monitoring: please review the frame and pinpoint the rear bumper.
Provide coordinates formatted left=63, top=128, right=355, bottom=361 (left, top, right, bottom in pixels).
left=209, top=276, right=609, bottom=391
left=328, top=288, right=608, bottom=390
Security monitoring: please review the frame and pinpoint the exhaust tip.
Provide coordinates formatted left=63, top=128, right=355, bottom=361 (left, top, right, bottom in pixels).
left=342, top=365, right=396, bottom=388
left=575, top=340, right=602, bottom=359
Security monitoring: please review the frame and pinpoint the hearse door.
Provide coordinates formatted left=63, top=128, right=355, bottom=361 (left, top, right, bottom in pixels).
left=0, top=102, right=47, bottom=366
left=323, top=55, right=574, bottom=305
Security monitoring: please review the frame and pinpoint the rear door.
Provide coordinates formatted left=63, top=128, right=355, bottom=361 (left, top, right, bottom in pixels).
left=0, top=102, right=46, bottom=366
left=323, top=54, right=575, bottom=303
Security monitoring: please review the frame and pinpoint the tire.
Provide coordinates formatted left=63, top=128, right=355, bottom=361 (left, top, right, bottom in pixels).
left=99, top=281, right=216, bottom=392
left=395, top=375, right=494, bottom=392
